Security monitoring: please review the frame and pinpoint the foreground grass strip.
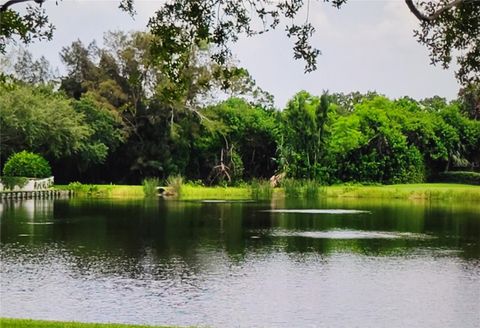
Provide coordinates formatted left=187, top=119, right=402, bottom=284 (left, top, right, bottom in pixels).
left=0, top=318, right=179, bottom=328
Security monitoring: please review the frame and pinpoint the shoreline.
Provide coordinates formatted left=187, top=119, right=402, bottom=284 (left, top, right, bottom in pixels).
left=50, top=183, right=480, bottom=201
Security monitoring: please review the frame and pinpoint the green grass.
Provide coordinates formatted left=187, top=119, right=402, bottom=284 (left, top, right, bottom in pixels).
left=55, top=183, right=480, bottom=201
left=180, top=185, right=251, bottom=200
left=55, top=184, right=144, bottom=198
left=0, top=318, right=178, bottom=328
left=325, top=183, right=480, bottom=200
left=55, top=184, right=250, bottom=200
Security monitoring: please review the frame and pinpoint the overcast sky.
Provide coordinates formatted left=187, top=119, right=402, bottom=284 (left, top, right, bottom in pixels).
left=4, top=0, right=460, bottom=108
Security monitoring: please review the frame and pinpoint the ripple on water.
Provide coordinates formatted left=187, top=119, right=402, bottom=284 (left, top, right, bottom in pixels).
left=262, top=209, right=371, bottom=214
left=270, top=229, right=434, bottom=240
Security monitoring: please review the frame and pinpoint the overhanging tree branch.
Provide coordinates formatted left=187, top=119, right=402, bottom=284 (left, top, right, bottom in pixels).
left=405, top=0, right=464, bottom=22
left=0, top=0, right=45, bottom=12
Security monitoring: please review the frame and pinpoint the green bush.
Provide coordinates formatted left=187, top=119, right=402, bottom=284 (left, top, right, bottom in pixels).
left=3, top=151, right=51, bottom=178
left=433, top=171, right=480, bottom=185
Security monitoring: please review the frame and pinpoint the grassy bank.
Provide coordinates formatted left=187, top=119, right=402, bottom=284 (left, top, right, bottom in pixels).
left=55, top=183, right=480, bottom=201
left=180, top=185, right=250, bottom=199
left=55, top=184, right=144, bottom=198
left=326, top=183, right=480, bottom=200
left=54, top=184, right=250, bottom=199
left=0, top=318, right=176, bottom=328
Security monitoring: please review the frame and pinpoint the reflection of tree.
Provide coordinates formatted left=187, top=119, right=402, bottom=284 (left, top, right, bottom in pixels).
left=0, top=199, right=54, bottom=243
left=1, top=197, right=479, bottom=281
left=264, top=197, right=480, bottom=257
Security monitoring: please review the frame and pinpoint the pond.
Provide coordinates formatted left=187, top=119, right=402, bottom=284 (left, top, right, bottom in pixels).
left=1, top=197, right=479, bottom=327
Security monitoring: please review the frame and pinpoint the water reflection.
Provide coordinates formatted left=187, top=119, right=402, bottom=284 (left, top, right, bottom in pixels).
left=1, top=198, right=479, bottom=327
left=1, top=197, right=479, bottom=262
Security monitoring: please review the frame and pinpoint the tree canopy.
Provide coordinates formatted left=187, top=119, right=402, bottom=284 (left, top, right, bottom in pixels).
left=1, top=37, right=479, bottom=184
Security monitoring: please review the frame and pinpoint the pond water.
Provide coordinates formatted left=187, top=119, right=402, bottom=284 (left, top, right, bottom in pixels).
left=1, top=197, right=479, bottom=327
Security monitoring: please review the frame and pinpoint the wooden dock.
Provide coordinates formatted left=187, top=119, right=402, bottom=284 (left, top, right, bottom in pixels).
left=0, top=190, right=73, bottom=200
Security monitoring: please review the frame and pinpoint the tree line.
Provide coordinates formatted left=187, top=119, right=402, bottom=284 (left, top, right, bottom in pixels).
left=1, top=31, right=479, bottom=185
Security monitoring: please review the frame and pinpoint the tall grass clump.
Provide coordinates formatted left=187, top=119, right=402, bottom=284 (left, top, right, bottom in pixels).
left=282, top=178, right=303, bottom=198
left=282, top=178, right=325, bottom=198
left=142, top=177, right=159, bottom=198
left=250, top=179, right=274, bottom=200
left=304, top=179, right=325, bottom=198
left=167, top=175, right=184, bottom=197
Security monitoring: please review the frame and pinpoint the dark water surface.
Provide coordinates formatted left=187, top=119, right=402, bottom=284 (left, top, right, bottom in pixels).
left=1, top=197, right=479, bottom=327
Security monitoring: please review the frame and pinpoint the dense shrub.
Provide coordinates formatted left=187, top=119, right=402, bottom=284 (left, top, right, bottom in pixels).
left=433, top=171, right=480, bottom=185
left=3, top=151, right=52, bottom=178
